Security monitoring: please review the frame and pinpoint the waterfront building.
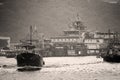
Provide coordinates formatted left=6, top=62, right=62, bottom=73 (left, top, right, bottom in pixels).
left=94, top=31, right=118, bottom=39
left=51, top=18, right=87, bottom=56
left=0, top=36, right=10, bottom=56
left=50, top=19, right=120, bottom=56
left=0, top=36, right=10, bottom=49
left=10, top=42, right=22, bottom=50
left=84, top=30, right=120, bottom=55
left=84, top=38, right=104, bottom=55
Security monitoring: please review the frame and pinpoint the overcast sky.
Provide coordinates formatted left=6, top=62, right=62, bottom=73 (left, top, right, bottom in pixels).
left=0, top=0, right=120, bottom=42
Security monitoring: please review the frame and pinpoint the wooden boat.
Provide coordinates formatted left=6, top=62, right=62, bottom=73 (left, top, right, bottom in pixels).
left=101, top=31, right=120, bottom=63
left=16, top=26, right=45, bottom=71
left=101, top=42, right=120, bottom=62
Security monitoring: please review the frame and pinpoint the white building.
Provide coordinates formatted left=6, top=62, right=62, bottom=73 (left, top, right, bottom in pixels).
left=84, top=38, right=104, bottom=54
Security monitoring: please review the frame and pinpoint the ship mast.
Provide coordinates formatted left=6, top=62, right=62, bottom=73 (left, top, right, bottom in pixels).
left=108, top=29, right=110, bottom=44
left=108, top=29, right=111, bottom=39
left=30, top=25, right=33, bottom=45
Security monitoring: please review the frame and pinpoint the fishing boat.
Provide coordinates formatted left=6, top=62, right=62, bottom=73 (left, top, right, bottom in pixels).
left=101, top=31, right=120, bottom=63
left=16, top=26, right=45, bottom=71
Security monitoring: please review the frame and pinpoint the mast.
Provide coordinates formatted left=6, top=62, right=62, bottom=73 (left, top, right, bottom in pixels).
left=30, top=25, right=33, bottom=45
left=41, top=33, right=45, bottom=49
left=108, top=29, right=111, bottom=44
left=108, top=29, right=110, bottom=39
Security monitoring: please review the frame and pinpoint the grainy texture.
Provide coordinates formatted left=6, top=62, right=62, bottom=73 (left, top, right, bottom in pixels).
left=0, top=56, right=120, bottom=80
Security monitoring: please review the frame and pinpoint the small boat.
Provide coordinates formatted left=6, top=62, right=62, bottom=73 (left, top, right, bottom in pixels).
left=16, top=46, right=45, bottom=71
left=101, top=42, right=120, bottom=62
left=101, top=31, right=120, bottom=63
left=16, top=26, right=45, bottom=71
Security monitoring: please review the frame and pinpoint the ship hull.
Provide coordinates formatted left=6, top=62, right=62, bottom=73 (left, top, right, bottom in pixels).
left=103, top=54, right=120, bottom=63
left=16, top=52, right=44, bottom=71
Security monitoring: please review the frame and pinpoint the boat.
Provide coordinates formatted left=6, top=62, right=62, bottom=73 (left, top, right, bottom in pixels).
left=16, top=45, right=45, bottom=71
left=16, top=26, right=45, bottom=71
left=101, top=31, right=120, bottom=62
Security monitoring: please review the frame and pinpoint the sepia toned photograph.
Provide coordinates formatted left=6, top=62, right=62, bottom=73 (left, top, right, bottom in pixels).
left=0, top=0, right=120, bottom=80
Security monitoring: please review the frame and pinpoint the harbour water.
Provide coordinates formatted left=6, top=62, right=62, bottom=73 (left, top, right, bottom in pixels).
left=0, top=56, right=120, bottom=80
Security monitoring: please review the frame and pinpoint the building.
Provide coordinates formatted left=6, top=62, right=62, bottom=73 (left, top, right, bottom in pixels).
left=94, top=31, right=118, bottom=39
left=84, top=38, right=104, bottom=55
left=0, top=36, right=10, bottom=56
left=50, top=17, right=120, bottom=56
left=51, top=18, right=88, bottom=56
left=84, top=30, right=120, bottom=55
left=0, top=36, right=10, bottom=49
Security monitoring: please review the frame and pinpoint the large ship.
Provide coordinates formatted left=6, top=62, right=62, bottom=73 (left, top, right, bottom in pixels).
left=16, top=26, right=45, bottom=71
left=101, top=31, right=120, bottom=62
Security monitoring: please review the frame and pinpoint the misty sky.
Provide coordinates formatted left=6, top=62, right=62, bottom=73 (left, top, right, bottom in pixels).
left=0, top=0, right=120, bottom=42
